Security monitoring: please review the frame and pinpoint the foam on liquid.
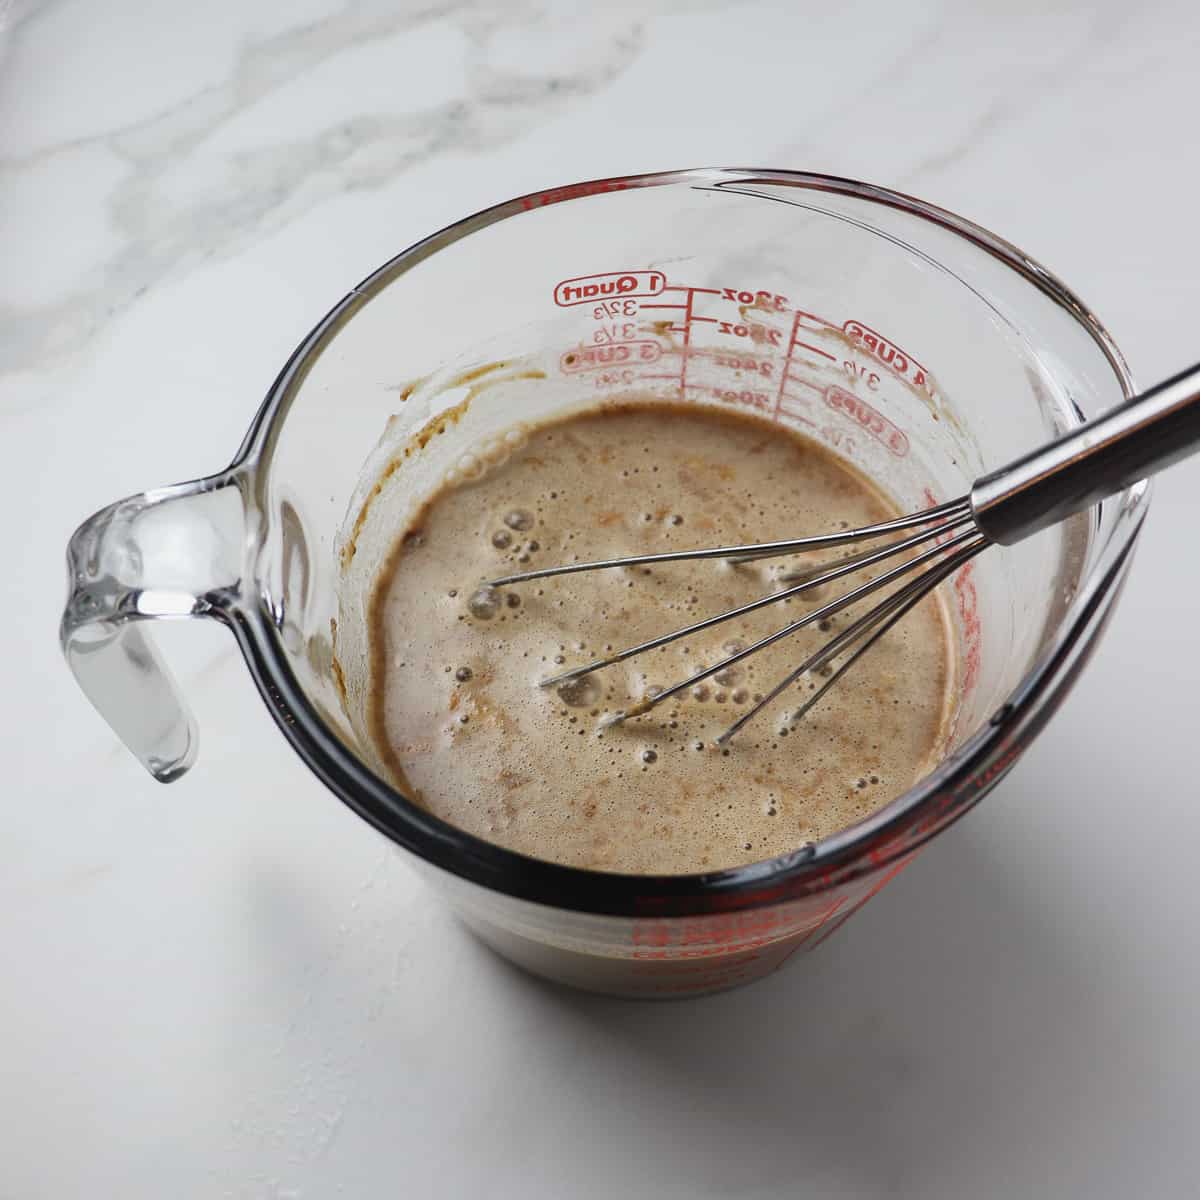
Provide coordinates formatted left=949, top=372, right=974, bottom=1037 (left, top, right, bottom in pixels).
left=366, top=400, right=955, bottom=874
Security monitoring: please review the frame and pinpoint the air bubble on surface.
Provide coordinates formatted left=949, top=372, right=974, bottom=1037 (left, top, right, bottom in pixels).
left=557, top=674, right=601, bottom=708
left=467, top=587, right=501, bottom=619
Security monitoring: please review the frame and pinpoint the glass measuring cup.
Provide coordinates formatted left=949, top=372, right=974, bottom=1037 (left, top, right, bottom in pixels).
left=61, top=170, right=1147, bottom=998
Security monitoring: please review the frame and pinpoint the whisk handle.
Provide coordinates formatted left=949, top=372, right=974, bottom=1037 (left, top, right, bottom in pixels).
left=970, top=361, right=1200, bottom=545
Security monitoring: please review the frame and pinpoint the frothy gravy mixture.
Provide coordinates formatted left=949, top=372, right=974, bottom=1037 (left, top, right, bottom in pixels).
left=366, top=401, right=955, bottom=874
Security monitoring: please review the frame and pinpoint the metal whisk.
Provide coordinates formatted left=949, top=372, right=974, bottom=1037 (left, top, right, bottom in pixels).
left=488, top=363, right=1200, bottom=744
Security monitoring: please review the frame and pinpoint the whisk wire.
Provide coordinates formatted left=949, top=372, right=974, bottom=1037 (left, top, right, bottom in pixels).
left=715, top=535, right=987, bottom=743
left=488, top=496, right=972, bottom=586
left=598, top=523, right=982, bottom=730
left=539, top=509, right=975, bottom=690
left=720, top=497, right=972, bottom=565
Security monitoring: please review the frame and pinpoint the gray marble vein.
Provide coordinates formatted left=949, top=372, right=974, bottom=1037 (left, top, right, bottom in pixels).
left=0, top=0, right=718, bottom=381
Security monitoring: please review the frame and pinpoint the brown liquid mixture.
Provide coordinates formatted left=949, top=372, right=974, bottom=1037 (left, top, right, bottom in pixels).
left=366, top=401, right=955, bottom=874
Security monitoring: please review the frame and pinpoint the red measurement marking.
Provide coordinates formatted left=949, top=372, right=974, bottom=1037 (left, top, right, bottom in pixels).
left=709, top=386, right=772, bottom=413
left=553, top=271, right=665, bottom=307
left=823, top=385, right=910, bottom=456
left=792, top=308, right=840, bottom=332
left=783, top=375, right=824, bottom=396
left=773, top=895, right=848, bottom=963
left=774, top=382, right=821, bottom=428
left=664, top=285, right=720, bottom=294
left=719, top=287, right=790, bottom=311
left=632, top=906, right=823, bottom=960
left=773, top=310, right=839, bottom=419
left=560, top=341, right=661, bottom=373
left=713, top=354, right=774, bottom=378
left=639, top=303, right=686, bottom=310
left=774, top=311, right=800, bottom=418
left=965, top=736, right=1023, bottom=794
left=843, top=359, right=881, bottom=392
left=809, top=857, right=917, bottom=951
left=842, top=320, right=932, bottom=394
left=717, top=320, right=781, bottom=345
left=592, top=322, right=637, bottom=345
left=593, top=370, right=634, bottom=388
left=592, top=299, right=639, bottom=320
left=793, top=339, right=836, bottom=362
left=688, top=315, right=718, bottom=323
left=679, top=289, right=694, bottom=397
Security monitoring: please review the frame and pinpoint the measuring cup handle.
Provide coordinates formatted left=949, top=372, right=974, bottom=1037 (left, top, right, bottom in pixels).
left=60, top=472, right=247, bottom=782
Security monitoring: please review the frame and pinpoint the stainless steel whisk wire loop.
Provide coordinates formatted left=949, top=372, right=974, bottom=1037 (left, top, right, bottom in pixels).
left=488, top=363, right=1200, bottom=743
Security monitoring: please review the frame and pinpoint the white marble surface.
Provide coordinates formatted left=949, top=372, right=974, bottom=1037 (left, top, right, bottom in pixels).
left=4, top=0, right=1200, bottom=1195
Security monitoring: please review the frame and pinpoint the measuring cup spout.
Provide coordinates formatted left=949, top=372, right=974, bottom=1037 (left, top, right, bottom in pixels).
left=60, top=472, right=248, bottom=781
